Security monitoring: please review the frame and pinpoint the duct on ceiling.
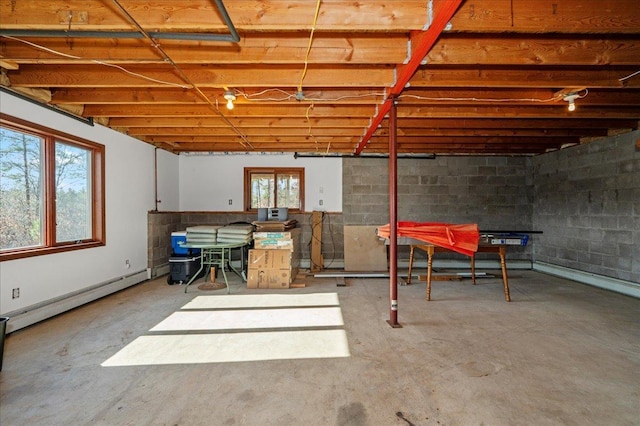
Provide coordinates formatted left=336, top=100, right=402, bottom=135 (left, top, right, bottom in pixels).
left=0, top=0, right=239, bottom=43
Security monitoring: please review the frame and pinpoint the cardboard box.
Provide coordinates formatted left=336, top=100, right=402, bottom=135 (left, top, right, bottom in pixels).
left=252, top=229, right=300, bottom=240
left=253, top=228, right=301, bottom=250
left=248, top=249, right=293, bottom=269
left=247, top=268, right=298, bottom=289
left=253, top=238, right=295, bottom=249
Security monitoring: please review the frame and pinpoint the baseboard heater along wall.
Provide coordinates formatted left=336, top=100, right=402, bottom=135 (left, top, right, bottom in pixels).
left=533, top=262, right=640, bottom=299
left=3, top=270, right=148, bottom=334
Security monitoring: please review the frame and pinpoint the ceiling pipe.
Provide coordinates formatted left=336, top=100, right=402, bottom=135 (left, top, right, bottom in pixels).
left=108, top=0, right=251, bottom=149
left=354, top=0, right=463, bottom=155
left=293, top=152, right=436, bottom=159
left=0, top=0, right=239, bottom=43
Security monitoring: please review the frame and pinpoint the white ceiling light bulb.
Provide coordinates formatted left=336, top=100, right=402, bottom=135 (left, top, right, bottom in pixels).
left=224, top=91, right=236, bottom=110
left=563, top=93, right=579, bottom=112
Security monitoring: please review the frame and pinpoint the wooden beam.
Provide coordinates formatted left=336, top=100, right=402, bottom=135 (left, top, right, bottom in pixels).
left=82, top=104, right=377, bottom=117
left=408, top=66, right=640, bottom=88
left=395, top=105, right=640, bottom=119
left=0, top=1, right=442, bottom=32
left=8, top=64, right=394, bottom=88
left=125, top=126, right=365, bottom=137
left=0, top=34, right=409, bottom=65
left=141, top=135, right=360, bottom=144
left=310, top=211, right=323, bottom=273
left=0, top=59, right=19, bottom=70
left=368, top=136, right=581, bottom=145
left=451, top=0, right=640, bottom=34
left=4, top=1, right=638, bottom=33
left=153, top=142, right=356, bottom=152
left=387, top=118, right=639, bottom=129
left=50, top=88, right=386, bottom=104
left=427, top=35, right=640, bottom=66
left=109, top=116, right=370, bottom=128
left=377, top=128, right=609, bottom=138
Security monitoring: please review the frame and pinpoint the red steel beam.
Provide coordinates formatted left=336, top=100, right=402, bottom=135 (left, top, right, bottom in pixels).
left=354, top=0, right=463, bottom=155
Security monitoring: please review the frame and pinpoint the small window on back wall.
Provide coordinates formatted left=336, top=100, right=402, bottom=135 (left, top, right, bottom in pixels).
left=244, top=167, right=304, bottom=212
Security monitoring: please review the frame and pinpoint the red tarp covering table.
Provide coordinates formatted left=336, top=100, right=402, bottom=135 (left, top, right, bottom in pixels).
left=377, top=221, right=480, bottom=256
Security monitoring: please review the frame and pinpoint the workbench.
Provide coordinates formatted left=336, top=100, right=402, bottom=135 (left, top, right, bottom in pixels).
left=178, top=241, right=249, bottom=294
left=406, top=244, right=511, bottom=302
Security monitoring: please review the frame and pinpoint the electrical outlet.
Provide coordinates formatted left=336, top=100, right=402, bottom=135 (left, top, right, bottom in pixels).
left=12, top=288, right=20, bottom=299
left=125, top=259, right=130, bottom=269
left=319, top=199, right=323, bottom=206
left=228, top=199, right=233, bottom=205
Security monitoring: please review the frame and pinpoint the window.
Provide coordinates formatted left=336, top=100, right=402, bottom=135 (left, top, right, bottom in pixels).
left=244, top=167, right=304, bottom=212
left=0, top=114, right=105, bottom=260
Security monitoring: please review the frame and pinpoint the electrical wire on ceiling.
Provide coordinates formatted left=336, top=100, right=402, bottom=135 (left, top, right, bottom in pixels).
left=305, top=103, right=321, bottom=152
left=398, top=93, right=569, bottom=103
left=619, top=70, right=640, bottom=82
left=237, top=88, right=387, bottom=103
left=292, top=0, right=323, bottom=152
left=230, top=87, right=587, bottom=105
left=298, top=0, right=322, bottom=94
left=237, top=88, right=295, bottom=101
left=1, top=35, right=189, bottom=89
left=109, top=0, right=253, bottom=150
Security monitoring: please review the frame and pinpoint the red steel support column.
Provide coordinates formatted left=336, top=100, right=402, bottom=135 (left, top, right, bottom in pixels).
left=387, top=98, right=401, bottom=328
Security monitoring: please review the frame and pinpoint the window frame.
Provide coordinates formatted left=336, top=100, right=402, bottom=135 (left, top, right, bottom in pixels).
left=0, top=114, right=105, bottom=261
left=244, top=167, right=305, bottom=213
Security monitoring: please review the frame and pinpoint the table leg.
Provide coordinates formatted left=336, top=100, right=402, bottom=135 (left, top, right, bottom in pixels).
left=184, top=252, right=206, bottom=293
left=227, top=247, right=245, bottom=281
left=220, top=248, right=230, bottom=294
left=471, top=255, right=476, bottom=285
left=407, top=245, right=415, bottom=285
left=499, top=247, right=511, bottom=302
left=426, top=247, right=434, bottom=301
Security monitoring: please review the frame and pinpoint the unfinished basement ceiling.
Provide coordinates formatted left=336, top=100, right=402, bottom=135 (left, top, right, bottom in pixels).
left=1, top=0, right=639, bottom=155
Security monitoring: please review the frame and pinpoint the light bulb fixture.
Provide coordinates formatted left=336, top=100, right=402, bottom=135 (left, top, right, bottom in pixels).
left=224, top=90, right=236, bottom=110
left=563, top=93, right=579, bottom=112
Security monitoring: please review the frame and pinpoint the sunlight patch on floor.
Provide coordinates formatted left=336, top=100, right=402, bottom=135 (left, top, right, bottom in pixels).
left=180, top=293, right=340, bottom=309
left=151, top=307, right=344, bottom=331
left=102, top=293, right=350, bottom=367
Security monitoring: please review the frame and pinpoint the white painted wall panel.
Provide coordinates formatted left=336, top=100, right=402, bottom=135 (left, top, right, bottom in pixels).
left=0, top=92, right=156, bottom=316
left=155, top=149, right=179, bottom=211
left=179, top=154, right=342, bottom=212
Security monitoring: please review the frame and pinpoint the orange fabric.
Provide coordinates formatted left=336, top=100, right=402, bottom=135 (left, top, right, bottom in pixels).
left=378, top=221, right=480, bottom=256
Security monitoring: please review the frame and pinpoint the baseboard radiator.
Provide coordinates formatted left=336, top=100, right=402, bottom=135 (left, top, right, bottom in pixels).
left=3, top=270, right=148, bottom=334
left=533, top=262, right=640, bottom=299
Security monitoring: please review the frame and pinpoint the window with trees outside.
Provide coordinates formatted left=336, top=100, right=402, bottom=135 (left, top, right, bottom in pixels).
left=244, top=167, right=304, bottom=212
left=0, top=115, right=105, bottom=261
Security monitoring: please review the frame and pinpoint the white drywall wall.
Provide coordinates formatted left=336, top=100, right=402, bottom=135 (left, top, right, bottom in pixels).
left=155, top=148, right=180, bottom=211
left=178, top=153, right=342, bottom=212
left=0, top=92, right=156, bottom=315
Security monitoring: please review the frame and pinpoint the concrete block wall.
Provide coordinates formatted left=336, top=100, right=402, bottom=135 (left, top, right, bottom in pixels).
left=147, top=211, right=181, bottom=275
left=532, top=131, right=640, bottom=283
left=343, top=156, right=534, bottom=260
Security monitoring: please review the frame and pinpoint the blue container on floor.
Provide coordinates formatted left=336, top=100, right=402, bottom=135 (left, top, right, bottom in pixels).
left=171, top=231, right=200, bottom=256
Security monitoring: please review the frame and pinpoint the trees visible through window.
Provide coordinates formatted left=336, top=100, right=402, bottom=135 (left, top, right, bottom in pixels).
left=244, top=167, right=304, bottom=212
left=0, top=115, right=105, bottom=260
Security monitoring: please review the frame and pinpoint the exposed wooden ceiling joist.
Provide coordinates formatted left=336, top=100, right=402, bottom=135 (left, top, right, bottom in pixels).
left=0, top=0, right=638, bottom=155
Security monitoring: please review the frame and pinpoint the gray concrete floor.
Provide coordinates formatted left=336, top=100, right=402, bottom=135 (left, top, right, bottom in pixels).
left=1, top=270, right=639, bottom=426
